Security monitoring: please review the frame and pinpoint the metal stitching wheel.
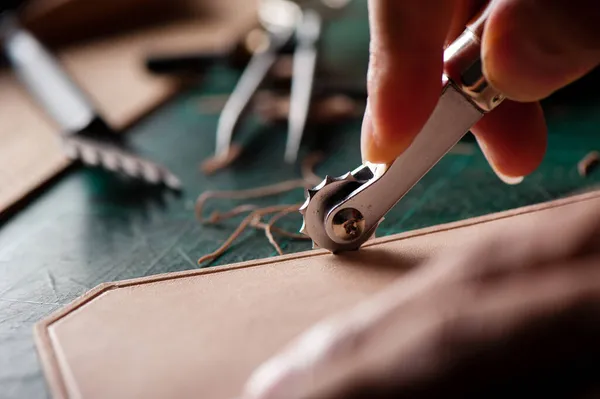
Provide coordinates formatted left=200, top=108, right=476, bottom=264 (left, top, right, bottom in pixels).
left=299, top=165, right=375, bottom=252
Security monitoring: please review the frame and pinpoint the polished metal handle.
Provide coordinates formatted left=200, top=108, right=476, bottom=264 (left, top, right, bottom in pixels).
left=443, top=3, right=504, bottom=113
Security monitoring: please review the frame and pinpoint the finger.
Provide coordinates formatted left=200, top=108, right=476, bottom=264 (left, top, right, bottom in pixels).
left=483, top=0, right=600, bottom=102
left=471, top=100, right=547, bottom=182
left=361, top=0, right=457, bottom=164
left=447, top=1, right=549, bottom=183
left=241, top=315, right=369, bottom=399
left=446, top=0, right=489, bottom=45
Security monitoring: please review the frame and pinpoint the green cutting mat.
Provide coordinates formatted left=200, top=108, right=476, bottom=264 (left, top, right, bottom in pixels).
left=1, top=2, right=600, bottom=396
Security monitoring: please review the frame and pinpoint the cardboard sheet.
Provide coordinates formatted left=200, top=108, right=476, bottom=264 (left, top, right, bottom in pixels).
left=34, top=190, right=600, bottom=399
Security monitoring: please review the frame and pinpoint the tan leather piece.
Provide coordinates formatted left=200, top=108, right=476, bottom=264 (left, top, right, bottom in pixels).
left=34, top=190, right=600, bottom=399
left=0, top=1, right=257, bottom=214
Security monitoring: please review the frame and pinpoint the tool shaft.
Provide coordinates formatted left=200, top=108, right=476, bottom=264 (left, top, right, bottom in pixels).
left=3, top=19, right=98, bottom=134
left=215, top=31, right=292, bottom=159
left=285, top=9, right=322, bottom=164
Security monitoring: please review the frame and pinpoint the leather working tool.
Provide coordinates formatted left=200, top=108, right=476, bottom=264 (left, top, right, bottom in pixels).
left=214, top=0, right=350, bottom=165
left=1, top=7, right=182, bottom=190
left=300, top=4, right=505, bottom=252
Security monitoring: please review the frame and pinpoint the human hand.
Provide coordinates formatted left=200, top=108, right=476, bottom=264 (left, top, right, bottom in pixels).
left=240, top=201, right=600, bottom=399
left=361, top=0, right=600, bottom=184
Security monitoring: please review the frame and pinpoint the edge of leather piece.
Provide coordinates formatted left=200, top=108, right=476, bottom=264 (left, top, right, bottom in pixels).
left=33, top=189, right=600, bottom=398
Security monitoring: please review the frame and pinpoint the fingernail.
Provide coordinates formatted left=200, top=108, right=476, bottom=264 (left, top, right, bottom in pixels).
left=494, top=169, right=524, bottom=185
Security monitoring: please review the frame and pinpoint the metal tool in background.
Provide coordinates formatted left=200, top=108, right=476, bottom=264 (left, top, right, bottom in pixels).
left=284, top=7, right=321, bottom=163
left=300, top=4, right=506, bottom=253
left=284, top=0, right=351, bottom=163
left=214, top=0, right=351, bottom=165
left=213, top=0, right=299, bottom=162
left=0, top=12, right=181, bottom=190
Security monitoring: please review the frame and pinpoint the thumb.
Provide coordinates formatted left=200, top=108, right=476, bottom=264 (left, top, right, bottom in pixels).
left=483, top=0, right=600, bottom=102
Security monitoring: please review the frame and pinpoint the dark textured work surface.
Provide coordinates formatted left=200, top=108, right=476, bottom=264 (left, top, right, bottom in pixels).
left=1, top=86, right=600, bottom=399
left=2, top=6, right=600, bottom=398
left=1, top=81, right=599, bottom=399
